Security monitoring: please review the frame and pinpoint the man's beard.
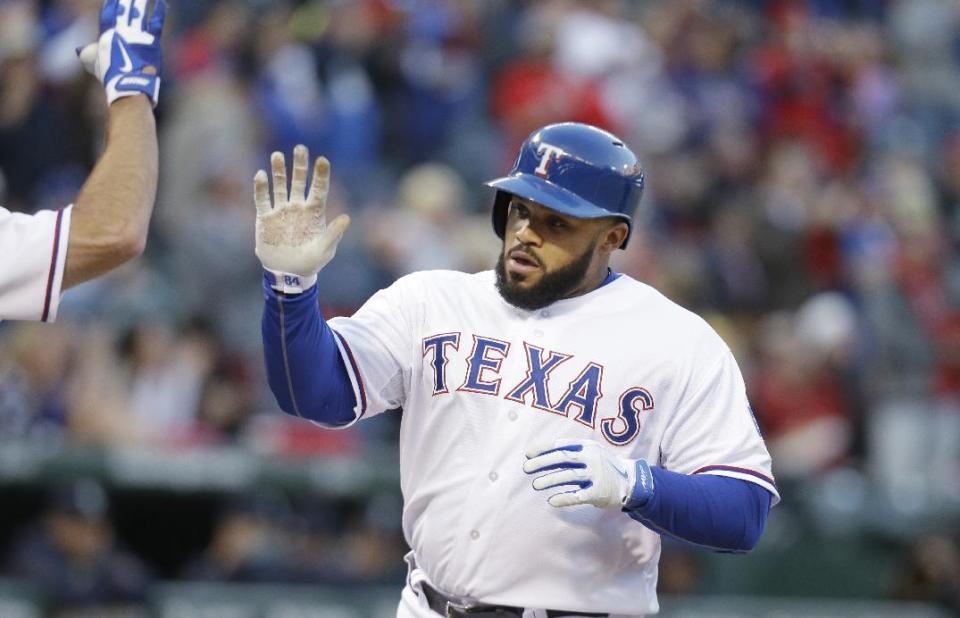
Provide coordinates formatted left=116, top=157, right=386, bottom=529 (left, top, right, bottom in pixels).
left=495, top=241, right=597, bottom=311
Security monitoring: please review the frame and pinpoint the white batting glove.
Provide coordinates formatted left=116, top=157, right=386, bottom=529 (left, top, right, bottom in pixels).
left=254, top=145, right=351, bottom=294
left=523, top=438, right=654, bottom=509
left=77, top=0, right=166, bottom=107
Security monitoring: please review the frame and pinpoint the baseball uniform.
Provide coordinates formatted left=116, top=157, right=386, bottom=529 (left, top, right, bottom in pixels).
left=266, top=268, right=777, bottom=616
left=0, top=206, right=72, bottom=322
left=258, top=123, right=776, bottom=617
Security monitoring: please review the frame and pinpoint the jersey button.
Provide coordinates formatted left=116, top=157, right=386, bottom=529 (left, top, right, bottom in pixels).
left=488, top=471, right=498, bottom=482
left=470, top=530, right=480, bottom=540
left=508, top=410, right=518, bottom=421
left=540, top=310, right=551, bottom=318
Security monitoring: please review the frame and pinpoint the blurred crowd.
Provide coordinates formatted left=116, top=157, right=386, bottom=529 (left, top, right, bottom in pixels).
left=2, top=0, right=960, bottom=613
left=1, top=477, right=407, bottom=613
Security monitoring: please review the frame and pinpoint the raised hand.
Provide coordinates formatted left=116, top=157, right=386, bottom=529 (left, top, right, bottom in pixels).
left=78, top=0, right=166, bottom=107
left=255, top=145, right=351, bottom=293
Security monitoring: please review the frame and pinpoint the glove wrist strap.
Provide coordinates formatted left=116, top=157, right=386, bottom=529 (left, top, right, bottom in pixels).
left=264, top=269, right=317, bottom=295
left=109, top=74, right=161, bottom=107
left=623, top=459, right=655, bottom=509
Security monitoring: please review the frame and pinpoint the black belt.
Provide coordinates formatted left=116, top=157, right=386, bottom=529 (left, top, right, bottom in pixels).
left=420, top=582, right=608, bottom=618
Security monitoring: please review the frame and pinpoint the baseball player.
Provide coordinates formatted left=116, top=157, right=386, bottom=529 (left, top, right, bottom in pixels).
left=256, top=123, right=778, bottom=617
left=0, top=0, right=165, bottom=322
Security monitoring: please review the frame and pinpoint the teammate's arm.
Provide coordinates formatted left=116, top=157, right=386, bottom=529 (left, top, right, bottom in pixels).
left=63, top=96, right=156, bottom=288
left=0, top=0, right=165, bottom=321
left=65, top=0, right=166, bottom=288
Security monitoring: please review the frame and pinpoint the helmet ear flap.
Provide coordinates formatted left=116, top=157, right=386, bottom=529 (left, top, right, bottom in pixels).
left=492, top=191, right=512, bottom=240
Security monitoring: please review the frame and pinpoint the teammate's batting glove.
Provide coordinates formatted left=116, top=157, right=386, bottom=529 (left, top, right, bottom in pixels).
left=523, top=439, right=655, bottom=509
left=254, top=145, right=351, bottom=294
left=77, top=0, right=166, bottom=107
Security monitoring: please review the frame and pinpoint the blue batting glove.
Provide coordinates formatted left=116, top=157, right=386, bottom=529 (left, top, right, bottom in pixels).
left=77, top=0, right=166, bottom=107
left=523, top=438, right=654, bottom=509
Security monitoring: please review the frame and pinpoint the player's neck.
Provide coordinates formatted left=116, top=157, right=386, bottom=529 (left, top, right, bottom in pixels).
left=563, top=264, right=612, bottom=301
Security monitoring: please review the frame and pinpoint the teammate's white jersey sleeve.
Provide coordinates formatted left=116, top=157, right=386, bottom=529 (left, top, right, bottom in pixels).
left=660, top=333, right=780, bottom=503
left=327, top=272, right=425, bottom=424
left=0, top=205, right=72, bottom=322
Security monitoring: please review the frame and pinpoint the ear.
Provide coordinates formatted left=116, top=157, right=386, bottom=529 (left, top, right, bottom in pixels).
left=600, top=221, right=629, bottom=253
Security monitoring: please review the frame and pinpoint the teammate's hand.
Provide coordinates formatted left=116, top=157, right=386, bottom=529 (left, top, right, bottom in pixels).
left=254, top=145, right=351, bottom=293
left=523, top=438, right=653, bottom=509
left=77, top=0, right=166, bottom=107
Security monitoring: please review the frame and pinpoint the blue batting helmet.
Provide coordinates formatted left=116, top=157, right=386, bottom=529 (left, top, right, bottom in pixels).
left=486, top=122, right=644, bottom=249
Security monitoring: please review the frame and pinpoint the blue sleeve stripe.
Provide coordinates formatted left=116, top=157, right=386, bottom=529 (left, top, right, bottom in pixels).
left=692, top=464, right=777, bottom=488
left=276, top=291, right=303, bottom=419
left=332, top=330, right=368, bottom=418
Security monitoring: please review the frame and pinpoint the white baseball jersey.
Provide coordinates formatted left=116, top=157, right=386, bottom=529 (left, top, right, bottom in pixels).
left=0, top=205, right=72, bottom=322
left=329, top=270, right=778, bottom=616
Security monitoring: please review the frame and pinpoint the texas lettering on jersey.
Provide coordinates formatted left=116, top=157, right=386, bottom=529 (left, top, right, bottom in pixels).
left=422, top=332, right=654, bottom=445
left=322, top=270, right=777, bottom=614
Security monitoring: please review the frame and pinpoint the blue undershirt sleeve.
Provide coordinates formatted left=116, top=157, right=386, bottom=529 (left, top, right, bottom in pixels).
left=261, top=274, right=357, bottom=427
left=624, top=467, right=772, bottom=553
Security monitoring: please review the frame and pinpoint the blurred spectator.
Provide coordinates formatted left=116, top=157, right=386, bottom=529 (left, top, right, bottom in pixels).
left=0, top=323, right=72, bottom=444
left=335, top=492, right=407, bottom=585
left=196, top=347, right=257, bottom=442
left=490, top=1, right=618, bottom=163
left=182, top=490, right=407, bottom=586
left=705, top=203, right=770, bottom=310
left=119, top=319, right=219, bottom=446
left=182, top=494, right=295, bottom=583
left=255, top=1, right=384, bottom=186
left=0, top=2, right=83, bottom=212
left=5, top=479, right=152, bottom=609
left=281, top=495, right=350, bottom=584
left=390, top=0, right=483, bottom=165
left=750, top=3, right=860, bottom=172
left=750, top=293, right=860, bottom=479
left=891, top=534, right=960, bottom=614
left=173, top=0, right=253, bottom=80
left=39, top=0, right=101, bottom=86
left=367, top=162, right=493, bottom=276
left=656, top=544, right=703, bottom=596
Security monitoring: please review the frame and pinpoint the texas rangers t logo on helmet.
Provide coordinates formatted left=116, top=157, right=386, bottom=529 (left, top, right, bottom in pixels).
left=534, top=143, right=565, bottom=177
